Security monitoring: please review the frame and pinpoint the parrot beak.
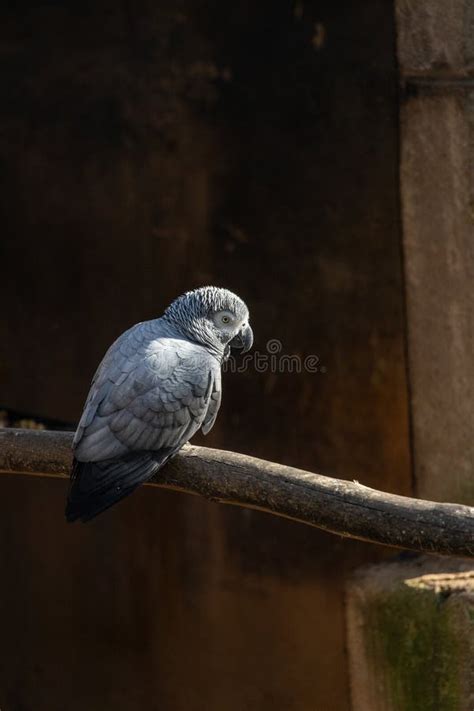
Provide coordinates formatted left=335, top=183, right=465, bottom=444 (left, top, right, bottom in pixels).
left=229, top=324, right=254, bottom=353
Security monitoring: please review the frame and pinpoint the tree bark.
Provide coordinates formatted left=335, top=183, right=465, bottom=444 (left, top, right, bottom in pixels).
left=0, top=428, right=473, bottom=557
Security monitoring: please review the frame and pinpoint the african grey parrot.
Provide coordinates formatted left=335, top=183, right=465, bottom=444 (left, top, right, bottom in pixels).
left=66, top=286, right=253, bottom=522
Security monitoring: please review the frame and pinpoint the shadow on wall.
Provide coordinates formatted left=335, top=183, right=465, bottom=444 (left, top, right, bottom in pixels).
left=0, top=1, right=409, bottom=710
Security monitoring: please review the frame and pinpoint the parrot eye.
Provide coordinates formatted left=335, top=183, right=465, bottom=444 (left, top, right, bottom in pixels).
left=213, top=310, right=235, bottom=328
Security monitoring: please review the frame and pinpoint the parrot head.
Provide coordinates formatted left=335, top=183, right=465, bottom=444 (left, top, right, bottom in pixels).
left=164, top=286, right=253, bottom=359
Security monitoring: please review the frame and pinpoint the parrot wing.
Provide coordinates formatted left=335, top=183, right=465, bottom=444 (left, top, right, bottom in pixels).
left=66, top=320, right=220, bottom=521
left=201, top=367, right=222, bottom=435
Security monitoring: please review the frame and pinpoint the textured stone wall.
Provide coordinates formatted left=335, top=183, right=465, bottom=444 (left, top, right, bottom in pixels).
left=347, top=4, right=474, bottom=710
left=397, top=0, right=474, bottom=504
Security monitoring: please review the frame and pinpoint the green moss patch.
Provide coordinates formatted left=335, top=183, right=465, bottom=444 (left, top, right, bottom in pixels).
left=364, top=584, right=469, bottom=711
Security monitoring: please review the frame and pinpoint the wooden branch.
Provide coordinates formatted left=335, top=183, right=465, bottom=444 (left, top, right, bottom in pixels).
left=0, top=428, right=473, bottom=557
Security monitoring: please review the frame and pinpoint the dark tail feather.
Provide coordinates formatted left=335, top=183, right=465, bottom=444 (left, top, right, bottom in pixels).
left=65, top=450, right=172, bottom=523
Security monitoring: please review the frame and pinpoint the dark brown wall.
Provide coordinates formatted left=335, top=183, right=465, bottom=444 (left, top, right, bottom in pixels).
left=0, top=2, right=410, bottom=710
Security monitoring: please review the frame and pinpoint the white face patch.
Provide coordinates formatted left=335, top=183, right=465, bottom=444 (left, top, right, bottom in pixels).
left=212, top=309, right=240, bottom=334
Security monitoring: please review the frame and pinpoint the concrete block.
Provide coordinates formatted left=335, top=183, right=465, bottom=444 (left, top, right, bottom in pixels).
left=396, top=0, right=474, bottom=74
left=400, top=90, right=474, bottom=504
left=347, top=556, right=474, bottom=711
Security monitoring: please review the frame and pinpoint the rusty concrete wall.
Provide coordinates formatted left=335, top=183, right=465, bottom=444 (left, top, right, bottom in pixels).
left=346, top=5, right=474, bottom=711
left=396, top=0, right=474, bottom=504
left=0, top=2, right=409, bottom=710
